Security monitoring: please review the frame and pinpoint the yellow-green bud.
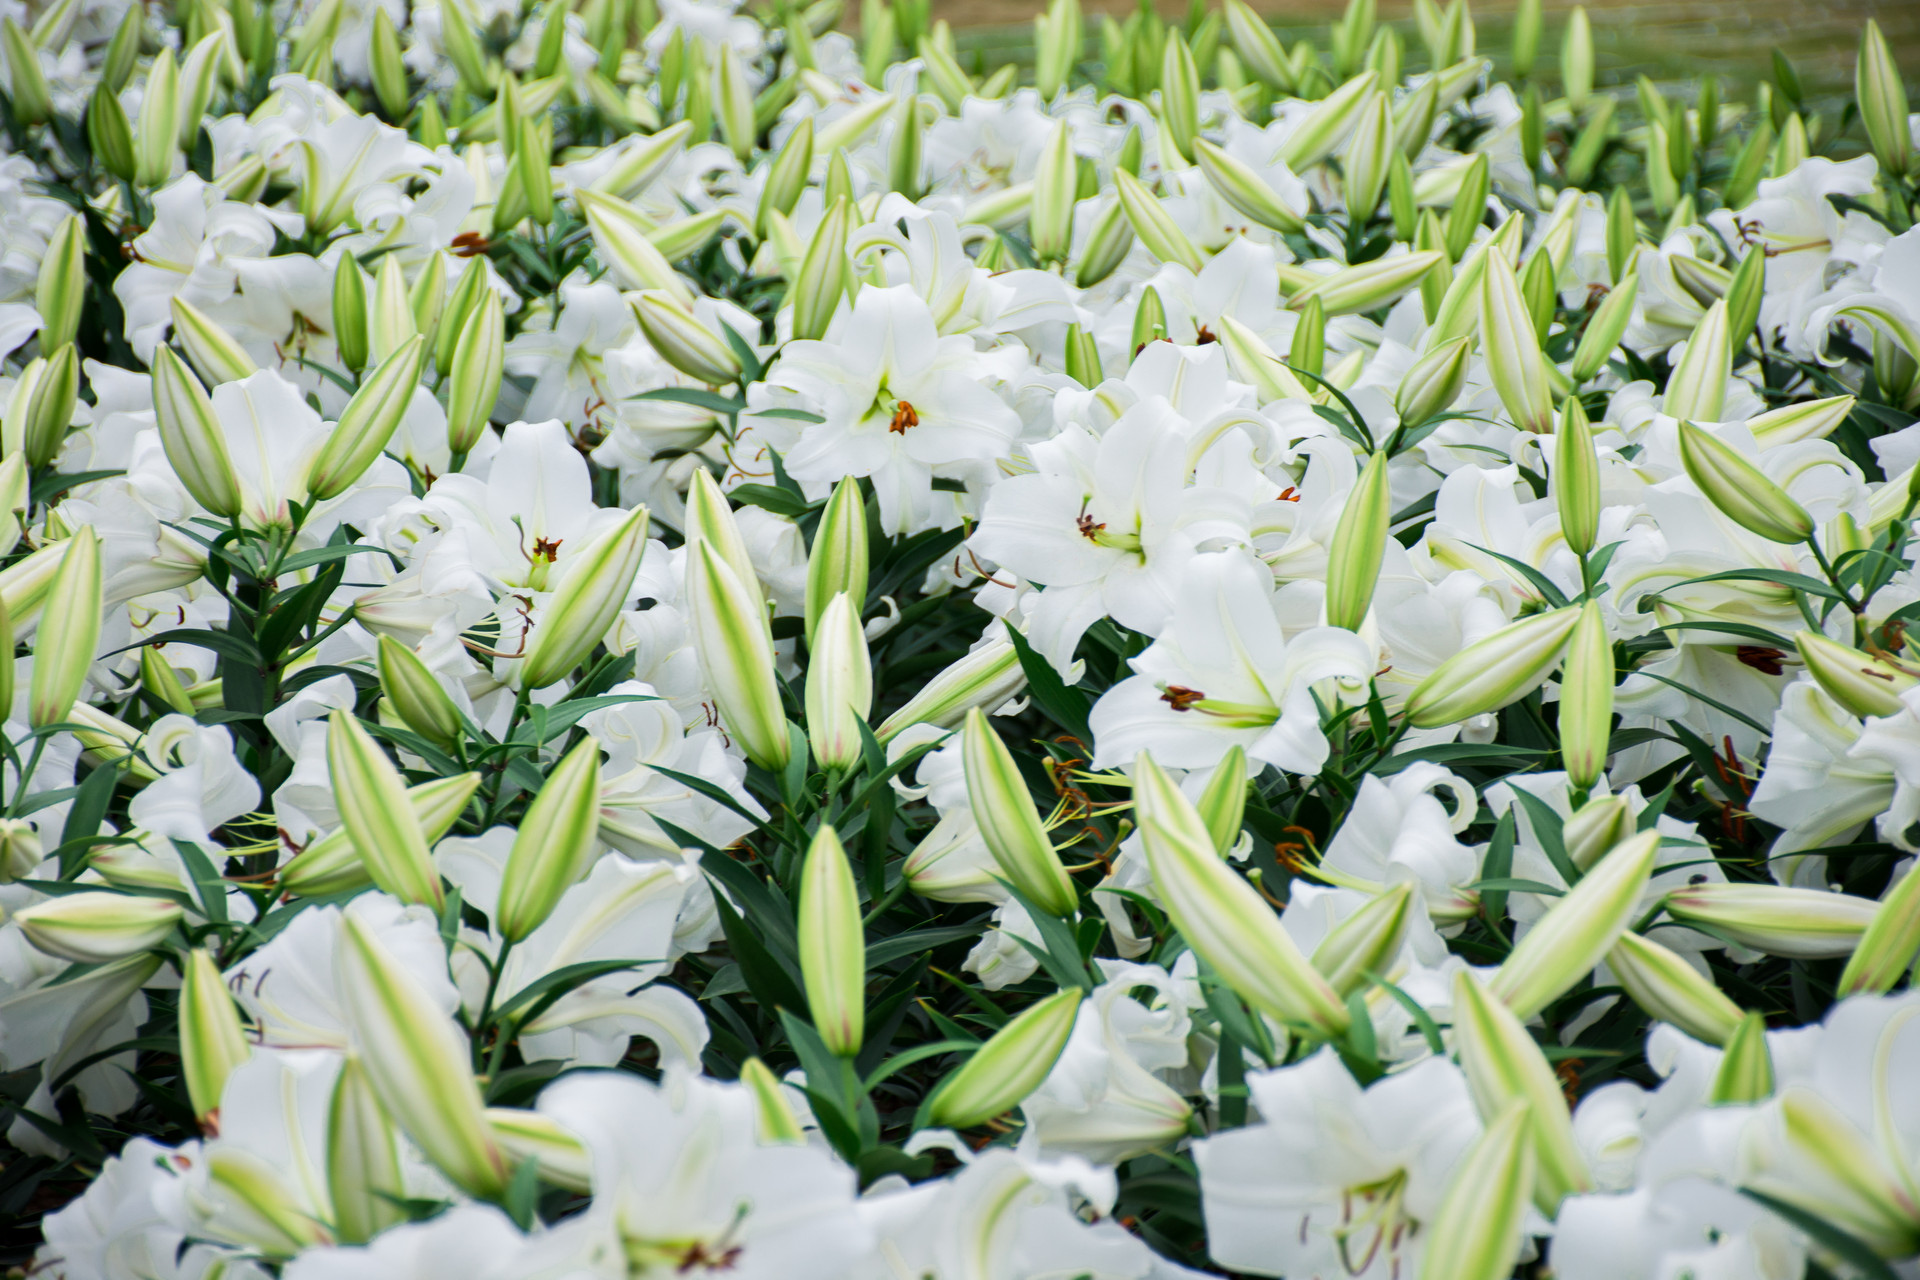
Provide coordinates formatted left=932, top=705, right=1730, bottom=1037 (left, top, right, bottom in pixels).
left=308, top=335, right=426, bottom=501
left=496, top=735, right=603, bottom=941
left=519, top=505, right=650, bottom=689
left=1571, top=271, right=1638, bottom=384
left=279, top=772, right=480, bottom=899
left=874, top=639, right=1026, bottom=741
left=377, top=635, right=463, bottom=749
left=180, top=948, right=251, bottom=1128
left=685, top=538, right=791, bottom=770
left=1224, top=0, right=1294, bottom=91
left=805, top=593, right=872, bottom=772
left=1310, top=881, right=1414, bottom=997
left=1561, top=6, right=1592, bottom=112
left=21, top=341, right=77, bottom=469
left=1160, top=34, right=1200, bottom=161
left=369, top=6, right=408, bottom=118
left=1195, top=744, right=1248, bottom=856
left=1074, top=197, right=1136, bottom=289
left=87, top=82, right=136, bottom=182
left=1192, top=137, right=1306, bottom=235
left=1405, top=606, right=1582, bottom=728
left=1663, top=883, right=1875, bottom=958
left=1417, top=1099, right=1535, bottom=1280
left=1675, top=419, right=1813, bottom=545
left=1288, top=251, right=1443, bottom=317
left=328, top=1056, right=408, bottom=1243
left=446, top=291, right=504, bottom=458
left=1663, top=301, right=1732, bottom=422
left=151, top=345, right=243, bottom=519
left=1393, top=334, right=1469, bottom=427
left=332, top=254, right=370, bottom=373
left=1608, top=930, right=1745, bottom=1045
left=35, top=216, right=85, bottom=354
left=327, top=708, right=444, bottom=909
left=1342, top=90, right=1392, bottom=220
left=171, top=296, right=258, bottom=387
left=1857, top=20, right=1910, bottom=178
left=1796, top=630, right=1919, bottom=718
left=578, top=188, right=692, bottom=301
left=14, top=889, right=181, bottom=962
left=29, top=527, right=100, bottom=728
left=927, top=987, right=1082, bottom=1128
left=1324, top=450, right=1391, bottom=631
left=1710, top=1011, right=1774, bottom=1104
left=136, top=49, right=180, bottom=188
left=755, top=117, right=813, bottom=237
left=1481, top=249, right=1553, bottom=433
left=2, top=18, right=50, bottom=124
left=1279, top=69, right=1378, bottom=170
left=633, top=290, right=741, bottom=386
left=1557, top=600, right=1614, bottom=789
left=963, top=706, right=1077, bottom=917
left=799, top=823, right=866, bottom=1055
left=1491, top=829, right=1655, bottom=1019
left=1030, top=120, right=1077, bottom=265
left=1113, top=167, right=1203, bottom=274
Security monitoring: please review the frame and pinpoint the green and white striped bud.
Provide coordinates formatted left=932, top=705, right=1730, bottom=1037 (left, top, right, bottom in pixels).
left=1418, top=1099, right=1535, bottom=1280
left=799, top=823, right=865, bottom=1055
left=806, top=592, right=872, bottom=771
left=686, top=539, right=791, bottom=770
left=1136, top=753, right=1350, bottom=1035
left=1034, top=0, right=1080, bottom=99
left=1481, top=249, right=1553, bottom=433
left=738, top=1057, right=806, bottom=1143
left=377, top=635, right=461, bottom=749
left=1279, top=69, right=1378, bottom=170
left=1192, top=137, right=1306, bottom=235
left=792, top=195, right=853, bottom=342
left=1755, top=1089, right=1920, bottom=1258
left=1725, top=247, right=1765, bottom=342
left=0, top=817, right=38, bottom=882
left=686, top=468, right=760, bottom=618
left=1608, top=930, right=1745, bottom=1045
left=1664, top=301, right=1731, bottom=422
left=1073, top=198, right=1135, bottom=288
left=21, top=342, right=77, bottom=469
left=963, top=706, right=1077, bottom=917
left=1324, top=450, right=1391, bottom=631
left=1675, top=420, right=1813, bottom=545
left=927, top=987, right=1082, bottom=1128
left=1393, top=334, right=1469, bottom=427
left=1563, top=795, right=1630, bottom=872
left=1029, top=121, right=1077, bottom=265
left=368, top=6, right=408, bottom=118
left=3, top=18, right=51, bottom=124
left=1796, top=630, right=1919, bottom=718
left=1341, top=90, right=1392, bottom=219
left=1451, top=970, right=1592, bottom=1213
left=1489, top=829, right=1655, bottom=1019
left=755, top=118, right=812, bottom=236
left=332, top=253, right=370, bottom=373
left=1159, top=34, right=1200, bottom=161
left=1224, top=0, right=1293, bottom=91
left=590, top=121, right=694, bottom=201
left=1131, top=286, right=1168, bottom=355
left=446, top=291, right=504, bottom=457
left=874, top=638, right=1026, bottom=741
left=519, top=505, right=649, bottom=690
left=887, top=87, right=923, bottom=199
left=337, top=913, right=509, bottom=1198
left=434, top=256, right=490, bottom=374
left=13, top=890, right=181, bottom=962
left=1289, top=293, right=1325, bottom=376
left=1557, top=600, right=1614, bottom=788
left=136, top=49, right=180, bottom=187
left=578, top=189, right=692, bottom=301
left=496, top=736, right=603, bottom=941
left=485, top=1108, right=592, bottom=1192
left=1857, top=20, right=1910, bottom=178
left=87, top=82, right=136, bottom=182
left=180, top=948, right=250, bottom=1128
left=1195, top=744, right=1248, bottom=856
left=1710, top=1012, right=1774, bottom=1104
left=1113, top=168, right=1203, bottom=274
left=515, top=119, right=553, bottom=227
left=1663, top=883, right=1875, bottom=958
left=279, top=772, right=480, bottom=899
left=1561, top=6, right=1592, bottom=112
left=633, top=289, right=740, bottom=386
left=1510, top=0, right=1541, bottom=75
left=1837, top=859, right=1920, bottom=995
left=1444, top=153, right=1491, bottom=262
left=1218, top=314, right=1314, bottom=403
left=1310, top=880, right=1414, bottom=997
left=30, top=526, right=99, bottom=728
left=328, top=1057, right=408, bottom=1243
left=805, top=477, right=868, bottom=646
left=1405, top=605, right=1581, bottom=728
left=1571, top=270, right=1638, bottom=383
left=328, top=708, right=444, bottom=909
left=1750, top=395, right=1856, bottom=450
left=306, top=335, right=426, bottom=501
left=35, top=216, right=84, bottom=354
left=171, top=296, right=258, bottom=386
left=1065, top=322, right=1104, bottom=387
left=715, top=43, right=754, bottom=162
left=367, top=255, right=417, bottom=368
left=1288, top=251, right=1443, bottom=317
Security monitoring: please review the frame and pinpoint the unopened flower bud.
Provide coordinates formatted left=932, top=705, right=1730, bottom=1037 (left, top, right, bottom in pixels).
left=1710, top=1011, right=1774, bottom=1104
left=1195, top=744, right=1248, bottom=856
left=327, top=708, right=444, bottom=909
left=634, top=290, right=741, bottom=386
left=1747, top=395, right=1856, bottom=449
left=1279, top=69, right=1378, bottom=170
left=1218, top=314, right=1313, bottom=403
left=806, top=593, right=872, bottom=771
left=171, top=296, right=257, bottom=386
left=377, top=635, right=463, bottom=749
left=1394, top=335, right=1470, bottom=427
left=1289, top=250, right=1443, bottom=317
left=332, top=253, right=370, bottom=373
left=1563, top=794, right=1630, bottom=872
left=1558, top=601, right=1614, bottom=789
left=1837, top=860, right=1920, bottom=995
left=686, top=539, right=792, bottom=770
left=14, top=890, right=182, bottom=962
left=87, top=82, right=136, bottom=182
left=1490, top=829, right=1656, bottom=1019
left=0, top=816, right=41, bottom=882
left=328, top=1056, right=408, bottom=1243
left=307, top=335, right=427, bottom=501
left=578, top=189, right=693, bottom=301
left=1192, top=137, right=1307, bottom=235
left=519, top=505, right=650, bottom=690
left=1561, top=6, right=1592, bottom=112
left=280, top=772, right=480, bottom=898
left=35, top=216, right=84, bottom=354
left=1224, top=0, right=1294, bottom=91
left=1664, top=301, right=1732, bottom=422
left=799, top=823, right=866, bottom=1055
left=1341, top=90, right=1392, bottom=219
left=1029, top=120, right=1077, bottom=265
left=1418, top=1099, right=1535, bottom=1280
left=1795, top=630, right=1918, bottom=719
left=180, top=948, right=250, bottom=1128
left=30, top=526, right=100, bottom=728
left=1310, top=881, right=1414, bottom=997
left=792, top=195, right=852, bottom=341
left=1065, top=322, right=1103, bottom=387
left=1662, top=883, right=1875, bottom=958
left=928, top=987, right=1082, bottom=1128
left=1113, top=168, right=1203, bottom=274
left=2, top=17, right=50, bottom=124
left=1073, top=198, right=1135, bottom=289
left=151, top=346, right=243, bottom=519
left=1857, top=20, right=1910, bottom=178
left=1481, top=249, right=1552, bottom=433
left=874, top=639, right=1026, bottom=741
left=1324, top=450, right=1391, bottom=631
left=1406, top=606, right=1582, bottom=728
left=1675, top=419, right=1813, bottom=545
left=496, top=735, right=603, bottom=941
left=755, top=117, right=813, bottom=236
left=805, top=477, right=868, bottom=645
left=1570, top=271, right=1638, bottom=384
left=1608, top=930, right=1745, bottom=1045
left=446, top=292, right=504, bottom=457
left=136, top=49, right=180, bottom=188
left=1160, top=34, right=1200, bottom=161
left=963, top=706, right=1077, bottom=917
left=21, top=342, right=77, bottom=468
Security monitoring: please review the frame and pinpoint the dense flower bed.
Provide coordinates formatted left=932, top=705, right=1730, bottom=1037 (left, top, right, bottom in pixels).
left=1, top=0, right=1919, bottom=1274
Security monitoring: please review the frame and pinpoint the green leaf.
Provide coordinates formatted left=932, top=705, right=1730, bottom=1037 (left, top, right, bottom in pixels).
left=1739, top=1191, right=1900, bottom=1280
left=630, top=386, right=746, bottom=414
left=1004, top=625, right=1091, bottom=741
left=490, top=958, right=657, bottom=1026
left=171, top=839, right=229, bottom=925
left=731, top=483, right=818, bottom=518
left=1479, top=808, right=1515, bottom=940
left=1509, top=788, right=1581, bottom=887
left=30, top=469, right=125, bottom=505
left=59, top=761, right=120, bottom=877
left=711, top=891, right=807, bottom=1014
left=108, top=628, right=263, bottom=665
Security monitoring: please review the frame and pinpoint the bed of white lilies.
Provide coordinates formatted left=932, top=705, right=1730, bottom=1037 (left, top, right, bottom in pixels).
left=1, top=0, right=1919, bottom=1273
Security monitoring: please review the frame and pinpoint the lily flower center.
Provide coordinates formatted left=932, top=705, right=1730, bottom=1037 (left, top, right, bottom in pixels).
left=1333, top=1167, right=1415, bottom=1278
left=888, top=398, right=920, bottom=434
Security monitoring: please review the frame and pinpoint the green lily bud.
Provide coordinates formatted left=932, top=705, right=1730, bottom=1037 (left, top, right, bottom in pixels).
left=1131, top=284, right=1168, bottom=355
left=1405, top=605, right=1582, bottom=728
left=887, top=86, right=923, bottom=198
left=1324, top=450, right=1391, bottom=631
left=328, top=708, right=444, bottom=909
left=799, top=823, right=865, bottom=1055
left=1857, top=20, right=1910, bottom=178
left=328, top=1057, right=408, bottom=1243
left=519, top=505, right=649, bottom=690
left=805, top=476, right=869, bottom=646
left=963, top=706, right=1077, bottom=917
left=874, top=638, right=1025, bottom=741
left=928, top=987, right=1083, bottom=1127
left=367, top=255, right=417, bottom=368
left=338, top=913, right=509, bottom=1198
left=171, top=296, right=258, bottom=388
left=1710, top=1012, right=1774, bottom=1104
left=1796, top=630, right=1919, bottom=718
left=1509, top=0, right=1541, bottom=75
left=1725, top=119, right=1774, bottom=212
left=686, top=539, right=791, bottom=770
left=369, top=6, right=408, bottom=118
left=754, top=117, right=813, bottom=237
left=3, top=18, right=50, bottom=124
left=792, top=195, right=852, bottom=341
left=1074, top=198, right=1135, bottom=289
left=136, top=49, right=179, bottom=188
left=1562, top=96, right=1613, bottom=189
left=21, top=342, right=77, bottom=469
left=1279, top=69, right=1378, bottom=170
left=1481, top=249, right=1553, bottom=434
left=496, top=736, right=603, bottom=941
left=1394, top=334, right=1470, bottom=427
left=1342, top=90, right=1392, bottom=220
left=1030, top=121, right=1077, bottom=265
left=1451, top=970, right=1592, bottom=1213
left=1490, top=829, right=1656, bottom=1019
left=516, top=120, right=553, bottom=228
left=0, top=456, right=19, bottom=561
left=1065, top=322, right=1104, bottom=387
left=1724, top=246, right=1765, bottom=344
left=588, top=121, right=694, bottom=202
left=1558, top=601, right=1614, bottom=789
left=377, top=635, right=463, bottom=749
left=1310, top=881, right=1414, bottom=997
left=686, top=467, right=760, bottom=614
left=1287, top=251, right=1443, bottom=317
left=1218, top=314, right=1314, bottom=403
left=1608, top=930, right=1745, bottom=1046
left=1561, top=795, right=1629, bottom=873
left=1418, top=1099, right=1535, bottom=1280
left=633, top=289, right=740, bottom=386
left=0, top=817, right=38, bottom=882
left=1666, top=253, right=1733, bottom=312
left=100, top=2, right=138, bottom=91
left=485, top=1108, right=593, bottom=1192
left=140, top=645, right=194, bottom=716
left=1113, top=168, right=1203, bottom=274
left=1553, top=398, right=1601, bottom=558
left=649, top=211, right=726, bottom=263
left=439, top=0, right=490, bottom=92
left=180, top=948, right=250, bottom=1128
left=35, top=216, right=84, bottom=354
left=1136, top=753, right=1350, bottom=1035
left=1195, top=744, right=1248, bottom=856
left=1386, top=150, right=1417, bottom=240
left=1570, top=271, right=1637, bottom=384
left=1415, top=209, right=1451, bottom=320
left=913, top=30, right=968, bottom=113
left=707, top=42, right=751, bottom=163
left=1664, top=301, right=1731, bottom=422
left=1663, top=883, right=1875, bottom=958
left=307, top=335, right=426, bottom=501
left=1519, top=246, right=1557, bottom=343
left=1837, top=854, right=1920, bottom=994
left=30, top=527, right=99, bottom=728
left=1441, top=153, right=1489, bottom=262
left=87, top=82, right=136, bottom=182
left=578, top=189, right=692, bottom=301
left=279, top=772, right=480, bottom=899
left=738, top=1057, right=806, bottom=1143
left=332, top=254, right=370, bottom=373
left=1561, top=5, right=1592, bottom=111
left=1034, top=0, right=1080, bottom=99
left=14, top=890, right=181, bottom=962
left=1224, top=0, right=1293, bottom=91
left=806, top=593, right=872, bottom=772
left=1160, top=34, right=1200, bottom=161
left=435, top=257, right=489, bottom=375
left=1289, top=293, right=1325, bottom=376
left=446, top=292, right=504, bottom=458
left=1675, top=419, right=1812, bottom=545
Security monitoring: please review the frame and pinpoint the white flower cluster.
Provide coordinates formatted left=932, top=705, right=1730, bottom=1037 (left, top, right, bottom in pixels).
left=0, top=0, right=1918, bottom=1274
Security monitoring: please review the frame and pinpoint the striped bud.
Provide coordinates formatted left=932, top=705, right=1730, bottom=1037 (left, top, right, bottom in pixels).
left=332, top=254, right=370, bottom=373
left=1675, top=420, right=1813, bottom=545
left=1557, top=601, right=1614, bottom=789
left=805, top=593, right=872, bottom=771
left=1418, top=1099, right=1535, bottom=1280
left=1481, top=249, right=1553, bottom=433
left=805, top=477, right=868, bottom=646
left=874, top=639, right=1026, bottom=741
left=1393, top=334, right=1469, bottom=427
left=279, top=772, right=480, bottom=899
left=1570, top=270, right=1638, bottom=384
left=1218, top=314, right=1314, bottom=403
left=180, top=948, right=250, bottom=1127
left=715, top=44, right=755, bottom=162
left=1159, top=34, right=1200, bottom=161
left=35, top=216, right=84, bottom=354
left=963, top=706, right=1077, bottom=917
left=799, top=824, right=866, bottom=1055
left=1073, top=197, right=1135, bottom=289
left=14, top=890, right=181, bottom=962
left=1857, top=20, right=1910, bottom=178
left=1837, top=858, right=1920, bottom=995
left=446, top=292, right=504, bottom=457
left=1710, top=1012, right=1774, bottom=1104
left=328, top=1056, right=407, bottom=1243
left=686, top=539, right=791, bottom=770
left=1796, top=630, right=1919, bottom=718
left=171, top=296, right=258, bottom=386
left=369, top=7, right=408, bottom=118
left=1287, top=251, right=1443, bottom=317
left=1561, top=6, right=1592, bottom=112
left=1113, top=168, right=1203, bottom=274
left=307, top=335, right=427, bottom=501
left=928, top=988, right=1082, bottom=1128
left=755, top=118, right=812, bottom=236
left=1663, top=301, right=1731, bottom=422
left=21, top=342, right=77, bottom=468
left=519, top=505, right=650, bottom=690
left=327, top=708, right=444, bottom=909
left=1405, top=606, right=1582, bottom=728
left=1491, top=829, right=1656, bottom=1019
left=1310, top=880, right=1414, bottom=997
left=136, top=49, right=180, bottom=187
left=1324, top=451, right=1391, bottom=631
left=1029, top=121, right=1077, bottom=265
left=367, top=255, right=417, bottom=368
left=377, top=635, right=462, bottom=749
left=1195, top=744, right=1249, bottom=856
left=30, top=527, right=100, bottom=728
left=1192, top=137, right=1306, bottom=235
left=1444, top=153, right=1491, bottom=261
left=1065, top=322, right=1104, bottom=387
left=1662, top=883, right=1875, bottom=958
left=1278, top=69, right=1378, bottom=170
left=1224, top=0, right=1294, bottom=91
left=634, top=290, right=741, bottom=386
left=1608, top=930, right=1745, bottom=1045
left=3, top=18, right=50, bottom=124
left=578, top=189, right=692, bottom=301
left=496, top=736, right=603, bottom=941
left=87, top=82, right=135, bottom=182
left=792, top=195, right=852, bottom=341
left=1342, top=90, right=1392, bottom=219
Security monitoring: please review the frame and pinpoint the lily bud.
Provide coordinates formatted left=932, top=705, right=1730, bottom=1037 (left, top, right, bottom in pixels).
left=1725, top=246, right=1765, bottom=343
left=435, top=256, right=490, bottom=373
left=738, top=1058, right=805, bottom=1143
left=1224, top=0, right=1293, bottom=91
left=1796, top=630, right=1919, bottom=718
left=2, top=18, right=50, bottom=124
left=446, top=291, right=504, bottom=457
left=1418, top=1099, right=1535, bottom=1280
left=1192, top=139, right=1305, bottom=235
left=21, top=342, right=77, bottom=469
left=806, top=593, right=872, bottom=772
left=1561, top=6, right=1592, bottom=111
left=1288, top=251, right=1443, bottom=317
left=1034, top=0, right=1079, bottom=99
left=805, top=477, right=869, bottom=647
left=686, top=540, right=792, bottom=770
left=307, top=335, right=427, bottom=501
left=1663, top=883, right=1875, bottom=958
left=754, top=118, right=812, bottom=237
left=367, top=255, right=417, bottom=368
left=634, top=289, right=741, bottom=386
left=1278, top=69, right=1379, bottom=170
left=1310, top=881, right=1414, bottom=997
left=485, top=1107, right=593, bottom=1192
left=799, top=823, right=865, bottom=1055
left=519, top=505, right=650, bottom=690
left=14, top=890, right=182, bottom=962
left=180, top=948, right=250, bottom=1128
left=328, top=708, right=444, bottom=908
left=1406, top=606, right=1581, bottom=728
left=1195, top=744, right=1248, bottom=856
left=1490, top=829, right=1656, bottom=1019
left=714, top=43, right=754, bottom=162
left=887, top=87, right=923, bottom=198
left=1029, top=121, right=1077, bottom=265
left=1664, top=301, right=1731, bottom=422
left=1074, top=197, right=1135, bottom=289
left=686, top=467, right=760, bottom=617
left=1837, top=856, right=1920, bottom=994
left=1608, top=930, right=1744, bottom=1045
left=1324, top=451, right=1390, bottom=631
left=1290, top=294, right=1325, bottom=377
left=963, top=706, right=1077, bottom=917
left=1675, top=420, right=1813, bottom=545
left=328, top=1057, right=408, bottom=1243
left=332, top=254, right=370, bottom=373
left=1548, top=401, right=1600, bottom=560
left=0, top=816, right=41, bottom=882
left=1562, top=795, right=1630, bottom=873
left=1481, top=249, right=1553, bottom=433
left=136, top=49, right=180, bottom=187
left=1136, top=754, right=1349, bottom=1035
left=1394, top=334, right=1469, bottom=426
left=1113, top=168, right=1203, bottom=274
left=1558, top=601, right=1614, bottom=789
left=1857, top=20, right=1910, bottom=178
left=1342, top=90, right=1391, bottom=219
left=1710, top=1012, right=1774, bottom=1104
left=791, top=195, right=853, bottom=342
left=377, top=635, right=462, bottom=750
left=1160, top=34, right=1200, bottom=161
left=338, top=913, right=509, bottom=1198
left=1065, top=322, right=1103, bottom=387
left=35, top=216, right=84, bottom=354
left=928, top=988, right=1083, bottom=1128
left=1131, top=285, right=1168, bottom=354
left=1570, top=270, right=1637, bottom=383
left=87, top=82, right=136, bottom=182
left=368, top=6, right=408, bottom=118
left=1451, top=970, right=1592, bottom=1213
left=578, top=189, right=692, bottom=301
left=496, top=736, right=603, bottom=941
left=279, top=772, right=480, bottom=899
left=1218, top=314, right=1313, bottom=403
left=171, top=296, right=257, bottom=386
left=30, top=527, right=100, bottom=728
left=1444, top=153, right=1490, bottom=261
left=874, top=638, right=1026, bottom=741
